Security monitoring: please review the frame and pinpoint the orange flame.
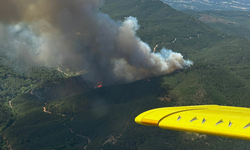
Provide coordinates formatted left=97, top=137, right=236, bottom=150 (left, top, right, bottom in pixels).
left=95, top=81, right=102, bottom=88
left=147, top=79, right=150, bottom=81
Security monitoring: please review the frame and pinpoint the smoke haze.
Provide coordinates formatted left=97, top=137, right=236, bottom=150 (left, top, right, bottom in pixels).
left=0, top=0, right=193, bottom=85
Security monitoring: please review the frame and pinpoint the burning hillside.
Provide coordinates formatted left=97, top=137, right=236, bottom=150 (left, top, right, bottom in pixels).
left=0, top=0, right=192, bottom=86
left=95, top=81, right=102, bottom=88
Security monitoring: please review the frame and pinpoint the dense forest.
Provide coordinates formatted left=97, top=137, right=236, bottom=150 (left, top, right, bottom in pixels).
left=0, top=62, right=69, bottom=149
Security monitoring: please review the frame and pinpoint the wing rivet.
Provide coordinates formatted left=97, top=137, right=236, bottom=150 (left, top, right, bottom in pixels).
left=216, top=119, right=223, bottom=125
left=177, top=116, right=181, bottom=121
left=202, top=118, right=206, bottom=124
left=190, top=117, right=197, bottom=122
left=244, top=123, right=250, bottom=129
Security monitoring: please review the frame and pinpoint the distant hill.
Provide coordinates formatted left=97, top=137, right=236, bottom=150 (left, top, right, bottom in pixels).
left=3, top=0, right=250, bottom=149
left=183, top=10, right=250, bottom=40
left=161, top=0, right=250, bottom=11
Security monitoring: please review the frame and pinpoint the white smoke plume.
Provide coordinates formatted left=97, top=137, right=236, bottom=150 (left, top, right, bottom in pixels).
left=0, top=0, right=193, bottom=85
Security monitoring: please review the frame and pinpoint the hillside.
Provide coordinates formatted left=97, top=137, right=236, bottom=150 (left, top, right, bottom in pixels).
left=4, top=71, right=250, bottom=150
left=2, top=0, right=250, bottom=149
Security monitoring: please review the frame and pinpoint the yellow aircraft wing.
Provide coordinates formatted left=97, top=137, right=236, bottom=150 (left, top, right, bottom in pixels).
left=135, top=105, right=250, bottom=140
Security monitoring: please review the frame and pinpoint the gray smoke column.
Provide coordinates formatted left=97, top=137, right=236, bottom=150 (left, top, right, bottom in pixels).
left=0, top=0, right=193, bottom=85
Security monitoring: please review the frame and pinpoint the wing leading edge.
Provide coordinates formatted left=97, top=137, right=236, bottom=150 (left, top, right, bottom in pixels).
left=135, top=105, right=250, bottom=140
